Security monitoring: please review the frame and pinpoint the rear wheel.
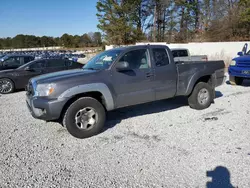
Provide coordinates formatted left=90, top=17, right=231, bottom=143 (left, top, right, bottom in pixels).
left=229, top=76, right=243, bottom=85
left=0, top=78, right=15, bottom=94
left=188, top=82, right=213, bottom=110
left=63, top=97, right=106, bottom=139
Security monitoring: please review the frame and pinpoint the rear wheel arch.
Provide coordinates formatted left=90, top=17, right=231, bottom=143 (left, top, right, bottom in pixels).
left=187, top=74, right=213, bottom=96
left=188, top=82, right=213, bottom=110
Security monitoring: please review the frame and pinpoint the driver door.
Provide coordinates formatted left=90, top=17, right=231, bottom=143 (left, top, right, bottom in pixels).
left=111, top=47, right=155, bottom=108
left=3, top=57, right=23, bottom=69
left=16, top=60, right=46, bottom=88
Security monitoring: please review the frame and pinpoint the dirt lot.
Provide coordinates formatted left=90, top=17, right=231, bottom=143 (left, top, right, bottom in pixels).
left=0, top=75, right=250, bottom=188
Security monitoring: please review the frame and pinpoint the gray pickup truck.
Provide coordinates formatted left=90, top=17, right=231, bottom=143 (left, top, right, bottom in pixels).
left=26, top=45, right=225, bottom=139
left=171, top=48, right=208, bottom=62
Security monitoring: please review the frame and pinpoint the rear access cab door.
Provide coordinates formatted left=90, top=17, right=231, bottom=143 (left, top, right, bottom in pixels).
left=149, top=46, right=177, bottom=100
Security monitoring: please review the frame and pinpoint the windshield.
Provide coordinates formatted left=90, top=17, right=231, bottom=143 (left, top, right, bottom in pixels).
left=1, top=55, right=8, bottom=61
left=83, top=49, right=122, bottom=70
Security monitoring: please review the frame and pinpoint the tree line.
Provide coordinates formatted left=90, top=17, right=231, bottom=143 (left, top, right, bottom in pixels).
left=96, top=0, right=250, bottom=44
left=0, top=32, right=102, bottom=49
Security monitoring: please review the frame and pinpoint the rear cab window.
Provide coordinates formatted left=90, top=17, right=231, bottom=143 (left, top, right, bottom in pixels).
left=172, top=50, right=188, bottom=57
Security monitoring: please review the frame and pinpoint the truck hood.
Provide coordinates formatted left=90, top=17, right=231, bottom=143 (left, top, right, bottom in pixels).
left=233, top=55, right=250, bottom=62
left=31, top=69, right=99, bottom=84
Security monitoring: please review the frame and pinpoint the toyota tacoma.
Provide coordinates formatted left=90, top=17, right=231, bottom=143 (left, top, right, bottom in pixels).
left=26, top=45, right=226, bottom=139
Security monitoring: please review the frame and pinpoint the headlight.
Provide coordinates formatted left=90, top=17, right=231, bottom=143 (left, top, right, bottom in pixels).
left=35, top=83, right=55, bottom=96
left=230, top=60, right=236, bottom=66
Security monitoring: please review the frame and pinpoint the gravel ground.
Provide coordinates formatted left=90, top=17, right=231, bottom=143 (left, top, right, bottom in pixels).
left=0, top=75, right=250, bottom=188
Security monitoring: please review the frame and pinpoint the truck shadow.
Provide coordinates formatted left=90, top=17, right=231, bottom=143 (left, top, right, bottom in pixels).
left=104, top=91, right=223, bottom=131
left=206, top=166, right=234, bottom=188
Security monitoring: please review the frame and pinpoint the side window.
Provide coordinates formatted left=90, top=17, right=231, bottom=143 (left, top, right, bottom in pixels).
left=65, top=60, right=73, bottom=66
left=29, top=60, right=45, bottom=69
left=152, top=48, right=169, bottom=67
left=119, top=49, right=149, bottom=69
left=172, top=50, right=178, bottom=58
left=178, top=50, right=188, bottom=57
left=4, top=57, right=21, bottom=66
left=24, top=57, right=32, bottom=63
left=47, top=59, right=66, bottom=68
left=171, top=50, right=188, bottom=57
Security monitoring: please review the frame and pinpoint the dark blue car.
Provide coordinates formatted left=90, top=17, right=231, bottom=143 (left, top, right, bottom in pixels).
left=228, top=43, right=250, bottom=85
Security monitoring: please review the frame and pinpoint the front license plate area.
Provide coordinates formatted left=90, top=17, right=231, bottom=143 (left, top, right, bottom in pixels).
left=242, top=70, right=250, bottom=75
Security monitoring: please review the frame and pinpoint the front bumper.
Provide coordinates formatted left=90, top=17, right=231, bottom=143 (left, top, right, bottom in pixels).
left=26, top=95, right=68, bottom=121
left=228, top=66, right=250, bottom=78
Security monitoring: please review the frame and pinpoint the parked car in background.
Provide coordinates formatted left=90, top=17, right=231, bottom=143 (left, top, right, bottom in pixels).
left=0, top=58, right=83, bottom=94
left=171, top=48, right=208, bottom=62
left=0, top=54, right=34, bottom=71
left=26, top=45, right=225, bottom=139
left=0, top=54, right=5, bottom=59
left=75, top=54, right=86, bottom=64
left=228, top=43, right=250, bottom=85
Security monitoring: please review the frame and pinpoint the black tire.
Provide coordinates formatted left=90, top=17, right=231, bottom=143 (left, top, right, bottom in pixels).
left=188, top=82, right=213, bottom=110
left=229, top=76, right=243, bottom=85
left=0, top=78, right=15, bottom=94
left=63, top=97, right=106, bottom=139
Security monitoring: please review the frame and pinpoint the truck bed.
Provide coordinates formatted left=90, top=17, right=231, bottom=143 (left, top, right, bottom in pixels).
left=176, top=60, right=225, bottom=96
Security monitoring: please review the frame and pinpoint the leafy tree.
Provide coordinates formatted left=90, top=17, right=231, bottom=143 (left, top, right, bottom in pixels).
left=60, top=33, right=74, bottom=47
left=73, top=35, right=81, bottom=48
left=239, top=0, right=250, bottom=36
left=96, top=0, right=145, bottom=44
left=12, top=34, right=26, bottom=48
left=80, top=34, right=92, bottom=47
left=92, top=32, right=102, bottom=46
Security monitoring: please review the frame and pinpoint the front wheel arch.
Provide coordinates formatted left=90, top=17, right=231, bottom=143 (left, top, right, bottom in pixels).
left=59, top=92, right=107, bottom=125
left=62, top=97, right=106, bottom=138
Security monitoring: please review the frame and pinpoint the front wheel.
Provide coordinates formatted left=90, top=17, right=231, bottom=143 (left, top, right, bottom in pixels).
left=63, top=97, right=106, bottom=139
left=188, top=82, right=213, bottom=110
left=0, top=78, right=15, bottom=94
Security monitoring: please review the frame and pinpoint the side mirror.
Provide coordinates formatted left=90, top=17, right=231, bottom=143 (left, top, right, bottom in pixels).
left=116, top=61, right=130, bottom=71
left=237, top=51, right=243, bottom=56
